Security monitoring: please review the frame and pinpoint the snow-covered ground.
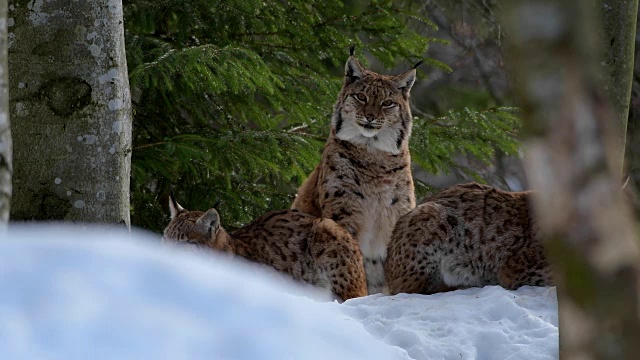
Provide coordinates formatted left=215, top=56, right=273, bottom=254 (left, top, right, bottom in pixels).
left=338, top=287, right=558, bottom=360
left=1, top=225, right=558, bottom=360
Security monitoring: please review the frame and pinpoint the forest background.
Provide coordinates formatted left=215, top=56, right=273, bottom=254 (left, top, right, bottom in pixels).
left=123, top=0, right=521, bottom=232
left=3, top=1, right=640, bottom=357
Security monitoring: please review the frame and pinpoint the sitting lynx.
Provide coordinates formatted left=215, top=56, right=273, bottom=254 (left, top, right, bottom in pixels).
left=163, top=194, right=367, bottom=301
left=292, top=47, right=420, bottom=294
left=385, top=183, right=553, bottom=295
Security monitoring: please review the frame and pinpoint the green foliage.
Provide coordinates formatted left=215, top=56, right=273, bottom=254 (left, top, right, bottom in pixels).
left=124, top=0, right=441, bottom=232
left=410, top=107, right=521, bottom=200
left=123, top=0, right=521, bottom=233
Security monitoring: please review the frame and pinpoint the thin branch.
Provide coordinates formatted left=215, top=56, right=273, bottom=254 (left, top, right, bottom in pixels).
left=133, top=141, right=167, bottom=151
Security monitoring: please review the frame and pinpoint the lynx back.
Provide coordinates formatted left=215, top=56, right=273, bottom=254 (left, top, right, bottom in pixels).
left=164, top=194, right=367, bottom=301
left=385, top=183, right=552, bottom=295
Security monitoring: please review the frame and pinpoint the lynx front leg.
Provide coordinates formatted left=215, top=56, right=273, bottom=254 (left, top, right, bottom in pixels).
left=363, top=256, right=386, bottom=294
left=319, top=189, right=383, bottom=292
left=310, top=219, right=367, bottom=301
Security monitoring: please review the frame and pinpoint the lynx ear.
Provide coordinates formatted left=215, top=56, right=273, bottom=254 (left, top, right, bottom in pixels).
left=345, top=56, right=366, bottom=85
left=196, top=208, right=221, bottom=231
left=394, top=68, right=417, bottom=94
left=169, top=192, right=184, bottom=219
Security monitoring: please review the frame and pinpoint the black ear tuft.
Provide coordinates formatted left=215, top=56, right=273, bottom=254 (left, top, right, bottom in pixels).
left=213, top=199, right=221, bottom=209
left=197, top=208, right=220, bottom=230
left=345, top=56, right=365, bottom=85
left=169, top=191, right=177, bottom=209
left=349, top=45, right=356, bottom=56
left=168, top=191, right=185, bottom=219
left=412, top=60, right=424, bottom=70
left=393, top=68, right=417, bottom=94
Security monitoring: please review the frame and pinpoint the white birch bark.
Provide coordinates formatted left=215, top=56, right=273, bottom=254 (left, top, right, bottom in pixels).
left=8, top=0, right=132, bottom=226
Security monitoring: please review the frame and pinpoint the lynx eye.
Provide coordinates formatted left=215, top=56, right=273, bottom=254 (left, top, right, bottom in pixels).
left=354, top=93, right=367, bottom=102
left=381, top=100, right=395, bottom=108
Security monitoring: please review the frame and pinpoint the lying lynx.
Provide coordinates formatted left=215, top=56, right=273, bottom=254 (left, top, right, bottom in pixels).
left=385, top=183, right=553, bottom=295
left=163, top=195, right=367, bottom=301
left=292, top=47, right=420, bottom=294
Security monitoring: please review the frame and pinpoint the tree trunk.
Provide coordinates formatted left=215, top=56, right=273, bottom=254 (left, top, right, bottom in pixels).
left=505, top=1, right=640, bottom=359
left=0, top=0, right=10, bottom=228
left=624, top=9, right=640, bottom=217
left=8, top=0, right=132, bottom=226
left=599, top=0, right=638, bottom=168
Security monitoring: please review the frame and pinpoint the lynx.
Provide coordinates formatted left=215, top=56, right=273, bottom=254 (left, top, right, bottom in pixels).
left=385, top=183, right=553, bottom=295
left=292, top=48, right=420, bottom=294
left=163, top=194, right=367, bottom=301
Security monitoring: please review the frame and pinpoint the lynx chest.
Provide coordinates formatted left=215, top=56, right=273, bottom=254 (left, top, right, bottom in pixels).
left=319, top=147, right=415, bottom=258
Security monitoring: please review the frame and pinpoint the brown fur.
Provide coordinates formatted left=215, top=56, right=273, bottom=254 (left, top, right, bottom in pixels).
left=385, top=183, right=553, bottom=295
left=292, top=53, right=418, bottom=294
left=163, top=195, right=367, bottom=301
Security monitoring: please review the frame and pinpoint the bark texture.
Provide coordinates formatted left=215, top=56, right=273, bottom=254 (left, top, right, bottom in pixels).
left=598, top=0, right=639, bottom=167
left=624, top=9, right=640, bottom=217
left=0, top=0, right=10, bottom=227
left=8, top=0, right=132, bottom=225
left=505, top=1, right=640, bottom=359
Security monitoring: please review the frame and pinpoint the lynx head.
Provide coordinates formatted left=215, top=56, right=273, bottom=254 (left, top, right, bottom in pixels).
left=332, top=48, right=420, bottom=154
left=162, top=194, right=226, bottom=251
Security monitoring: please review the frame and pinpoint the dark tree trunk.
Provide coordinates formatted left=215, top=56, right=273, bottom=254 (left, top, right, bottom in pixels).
left=505, top=1, right=640, bottom=359
left=599, top=0, right=638, bottom=167
left=0, top=0, right=10, bottom=227
left=624, top=8, right=640, bottom=216
left=8, top=0, right=132, bottom=225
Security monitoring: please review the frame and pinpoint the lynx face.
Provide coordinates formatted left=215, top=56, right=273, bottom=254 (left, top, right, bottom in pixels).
left=162, top=194, right=222, bottom=250
left=333, top=56, right=417, bottom=154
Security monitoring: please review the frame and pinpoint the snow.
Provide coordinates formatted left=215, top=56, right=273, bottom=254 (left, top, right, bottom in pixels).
left=1, top=225, right=558, bottom=360
left=338, top=287, right=558, bottom=360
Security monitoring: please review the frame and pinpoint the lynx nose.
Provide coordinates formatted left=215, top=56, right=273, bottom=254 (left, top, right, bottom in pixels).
left=365, top=114, right=375, bottom=123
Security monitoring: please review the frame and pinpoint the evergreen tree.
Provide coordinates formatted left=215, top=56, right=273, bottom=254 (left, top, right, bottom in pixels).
left=124, top=0, right=520, bottom=232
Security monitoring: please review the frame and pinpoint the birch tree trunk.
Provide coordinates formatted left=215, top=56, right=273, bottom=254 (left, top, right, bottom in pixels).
left=0, top=0, right=10, bottom=227
left=8, top=0, right=132, bottom=226
left=505, top=1, right=640, bottom=359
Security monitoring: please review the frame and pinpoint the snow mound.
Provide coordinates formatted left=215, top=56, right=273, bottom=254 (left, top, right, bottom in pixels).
left=338, top=286, right=559, bottom=360
left=0, top=225, right=409, bottom=360
left=0, top=225, right=558, bottom=360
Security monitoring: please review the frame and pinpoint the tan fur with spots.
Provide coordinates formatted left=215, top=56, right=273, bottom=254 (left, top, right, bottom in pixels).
left=292, top=51, right=418, bottom=294
left=385, top=183, right=553, bottom=295
left=163, top=195, right=367, bottom=301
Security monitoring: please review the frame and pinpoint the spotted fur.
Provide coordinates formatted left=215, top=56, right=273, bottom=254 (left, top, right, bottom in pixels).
left=292, top=52, right=418, bottom=294
left=163, top=195, right=367, bottom=301
left=385, top=183, right=553, bottom=295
